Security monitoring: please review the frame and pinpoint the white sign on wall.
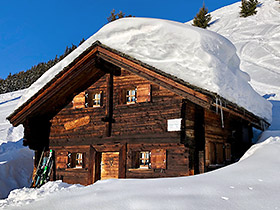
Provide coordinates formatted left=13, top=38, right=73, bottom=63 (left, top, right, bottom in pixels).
left=167, top=118, right=182, bottom=132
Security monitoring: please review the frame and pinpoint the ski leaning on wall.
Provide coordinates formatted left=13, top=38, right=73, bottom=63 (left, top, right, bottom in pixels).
left=31, top=149, right=54, bottom=188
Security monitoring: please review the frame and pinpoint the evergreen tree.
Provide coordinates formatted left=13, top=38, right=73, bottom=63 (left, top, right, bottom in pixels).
left=107, top=9, right=133, bottom=23
left=192, top=3, right=212, bottom=29
left=79, top=38, right=85, bottom=46
left=240, top=0, right=259, bottom=17
left=0, top=43, right=80, bottom=94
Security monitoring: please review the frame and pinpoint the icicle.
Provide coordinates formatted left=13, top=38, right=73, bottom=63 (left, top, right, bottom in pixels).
left=215, top=97, right=219, bottom=114
left=219, top=99, right=224, bottom=128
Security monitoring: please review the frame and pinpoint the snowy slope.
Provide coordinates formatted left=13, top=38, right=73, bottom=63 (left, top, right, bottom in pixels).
left=0, top=90, right=24, bottom=145
left=14, top=17, right=272, bottom=122
left=207, top=0, right=280, bottom=100
left=1, top=130, right=280, bottom=209
left=0, top=90, right=33, bottom=199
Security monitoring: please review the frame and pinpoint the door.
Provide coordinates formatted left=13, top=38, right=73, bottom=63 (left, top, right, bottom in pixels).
left=100, top=152, right=119, bottom=180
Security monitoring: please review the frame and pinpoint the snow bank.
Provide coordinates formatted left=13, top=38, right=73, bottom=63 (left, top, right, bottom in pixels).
left=207, top=0, right=280, bottom=99
left=0, top=90, right=24, bottom=145
left=0, top=181, right=82, bottom=208
left=2, top=133, right=280, bottom=210
left=0, top=90, right=33, bottom=199
left=16, top=17, right=272, bottom=122
left=0, top=140, right=33, bottom=199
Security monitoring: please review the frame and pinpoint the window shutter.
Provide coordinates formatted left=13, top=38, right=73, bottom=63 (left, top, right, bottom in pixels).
left=67, top=152, right=76, bottom=168
left=225, top=143, right=231, bottom=162
left=100, top=91, right=103, bottom=106
left=209, top=142, right=215, bottom=164
left=82, top=152, right=86, bottom=168
left=73, top=92, right=85, bottom=109
left=88, top=91, right=94, bottom=107
left=118, top=89, right=126, bottom=104
left=132, top=151, right=140, bottom=168
left=216, top=143, right=224, bottom=164
left=136, top=84, right=151, bottom=103
left=150, top=149, right=166, bottom=169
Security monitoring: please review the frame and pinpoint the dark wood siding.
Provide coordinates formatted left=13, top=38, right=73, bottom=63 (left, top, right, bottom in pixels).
left=49, top=69, right=183, bottom=146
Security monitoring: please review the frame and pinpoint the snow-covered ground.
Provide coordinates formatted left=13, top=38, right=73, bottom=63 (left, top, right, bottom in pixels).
left=1, top=0, right=280, bottom=209
left=0, top=90, right=33, bottom=199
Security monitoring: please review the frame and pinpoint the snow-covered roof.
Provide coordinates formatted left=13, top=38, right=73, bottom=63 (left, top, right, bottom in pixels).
left=15, top=18, right=272, bottom=122
left=206, top=0, right=280, bottom=100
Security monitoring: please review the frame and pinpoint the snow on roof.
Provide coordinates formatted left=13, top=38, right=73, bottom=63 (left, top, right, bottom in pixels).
left=16, top=17, right=272, bottom=122
left=206, top=0, right=280, bottom=100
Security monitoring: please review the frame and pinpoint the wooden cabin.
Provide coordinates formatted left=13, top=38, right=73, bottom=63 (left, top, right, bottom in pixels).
left=8, top=41, right=269, bottom=185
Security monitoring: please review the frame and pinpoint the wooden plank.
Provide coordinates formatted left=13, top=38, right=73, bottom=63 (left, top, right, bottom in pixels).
left=64, top=116, right=90, bottom=130
left=97, top=48, right=211, bottom=109
left=10, top=48, right=100, bottom=126
left=101, top=152, right=119, bottom=180
left=137, top=84, right=151, bottom=103
left=150, top=149, right=166, bottom=169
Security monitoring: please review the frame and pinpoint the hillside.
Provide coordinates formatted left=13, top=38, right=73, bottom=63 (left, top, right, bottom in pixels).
left=208, top=0, right=280, bottom=99
left=0, top=90, right=33, bottom=199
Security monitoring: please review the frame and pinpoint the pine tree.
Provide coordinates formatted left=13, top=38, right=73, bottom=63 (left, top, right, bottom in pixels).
left=192, top=3, right=212, bottom=29
left=0, top=44, right=79, bottom=94
left=240, top=0, right=259, bottom=17
left=79, top=38, right=85, bottom=46
left=107, top=9, right=118, bottom=22
left=107, top=9, right=133, bottom=23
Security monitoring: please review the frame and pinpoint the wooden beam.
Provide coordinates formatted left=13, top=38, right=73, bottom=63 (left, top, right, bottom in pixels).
left=96, top=47, right=212, bottom=109
left=9, top=48, right=100, bottom=126
left=104, top=73, right=114, bottom=137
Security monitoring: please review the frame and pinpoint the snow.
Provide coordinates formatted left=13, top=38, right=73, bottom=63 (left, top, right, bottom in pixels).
left=206, top=0, right=280, bottom=101
left=0, top=90, right=34, bottom=199
left=1, top=130, right=280, bottom=209
left=15, top=17, right=272, bottom=122
left=1, top=0, right=280, bottom=209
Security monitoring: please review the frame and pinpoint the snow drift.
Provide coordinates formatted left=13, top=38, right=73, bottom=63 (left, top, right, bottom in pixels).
left=207, top=0, right=280, bottom=100
left=0, top=90, right=34, bottom=199
left=15, top=17, right=272, bottom=122
left=1, top=132, right=280, bottom=210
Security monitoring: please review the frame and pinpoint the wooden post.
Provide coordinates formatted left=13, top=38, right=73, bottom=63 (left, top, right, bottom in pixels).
left=105, top=73, right=114, bottom=137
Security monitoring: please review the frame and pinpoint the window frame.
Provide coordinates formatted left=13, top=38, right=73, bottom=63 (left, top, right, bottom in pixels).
left=139, top=151, right=151, bottom=169
left=67, top=152, right=85, bottom=169
left=126, top=88, right=137, bottom=104
left=85, top=90, right=103, bottom=108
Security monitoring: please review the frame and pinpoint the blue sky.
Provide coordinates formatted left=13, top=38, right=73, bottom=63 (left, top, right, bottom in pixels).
left=0, top=0, right=240, bottom=79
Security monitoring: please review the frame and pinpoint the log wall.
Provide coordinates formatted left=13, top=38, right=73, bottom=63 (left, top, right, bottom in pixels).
left=49, top=69, right=189, bottom=184
left=49, top=69, right=183, bottom=145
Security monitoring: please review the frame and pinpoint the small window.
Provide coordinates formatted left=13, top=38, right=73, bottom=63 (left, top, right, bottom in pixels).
left=139, top=151, right=151, bottom=169
left=67, top=152, right=84, bottom=168
left=85, top=91, right=103, bottom=107
left=92, top=92, right=102, bottom=107
left=209, top=142, right=225, bottom=165
left=131, top=149, right=166, bottom=170
left=126, top=88, right=137, bottom=104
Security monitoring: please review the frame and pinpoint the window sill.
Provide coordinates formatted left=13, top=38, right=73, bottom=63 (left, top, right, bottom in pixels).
left=128, top=168, right=152, bottom=172
left=64, top=168, right=88, bottom=171
left=208, top=164, right=225, bottom=169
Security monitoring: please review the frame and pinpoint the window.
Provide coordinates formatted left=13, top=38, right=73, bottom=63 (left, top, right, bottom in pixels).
left=92, top=92, right=102, bottom=107
left=85, top=91, right=103, bottom=107
left=126, top=88, right=137, bottom=104
left=67, top=152, right=84, bottom=168
left=209, top=142, right=231, bottom=165
left=139, top=151, right=151, bottom=169
left=131, top=149, right=166, bottom=170
left=119, top=85, right=151, bottom=105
